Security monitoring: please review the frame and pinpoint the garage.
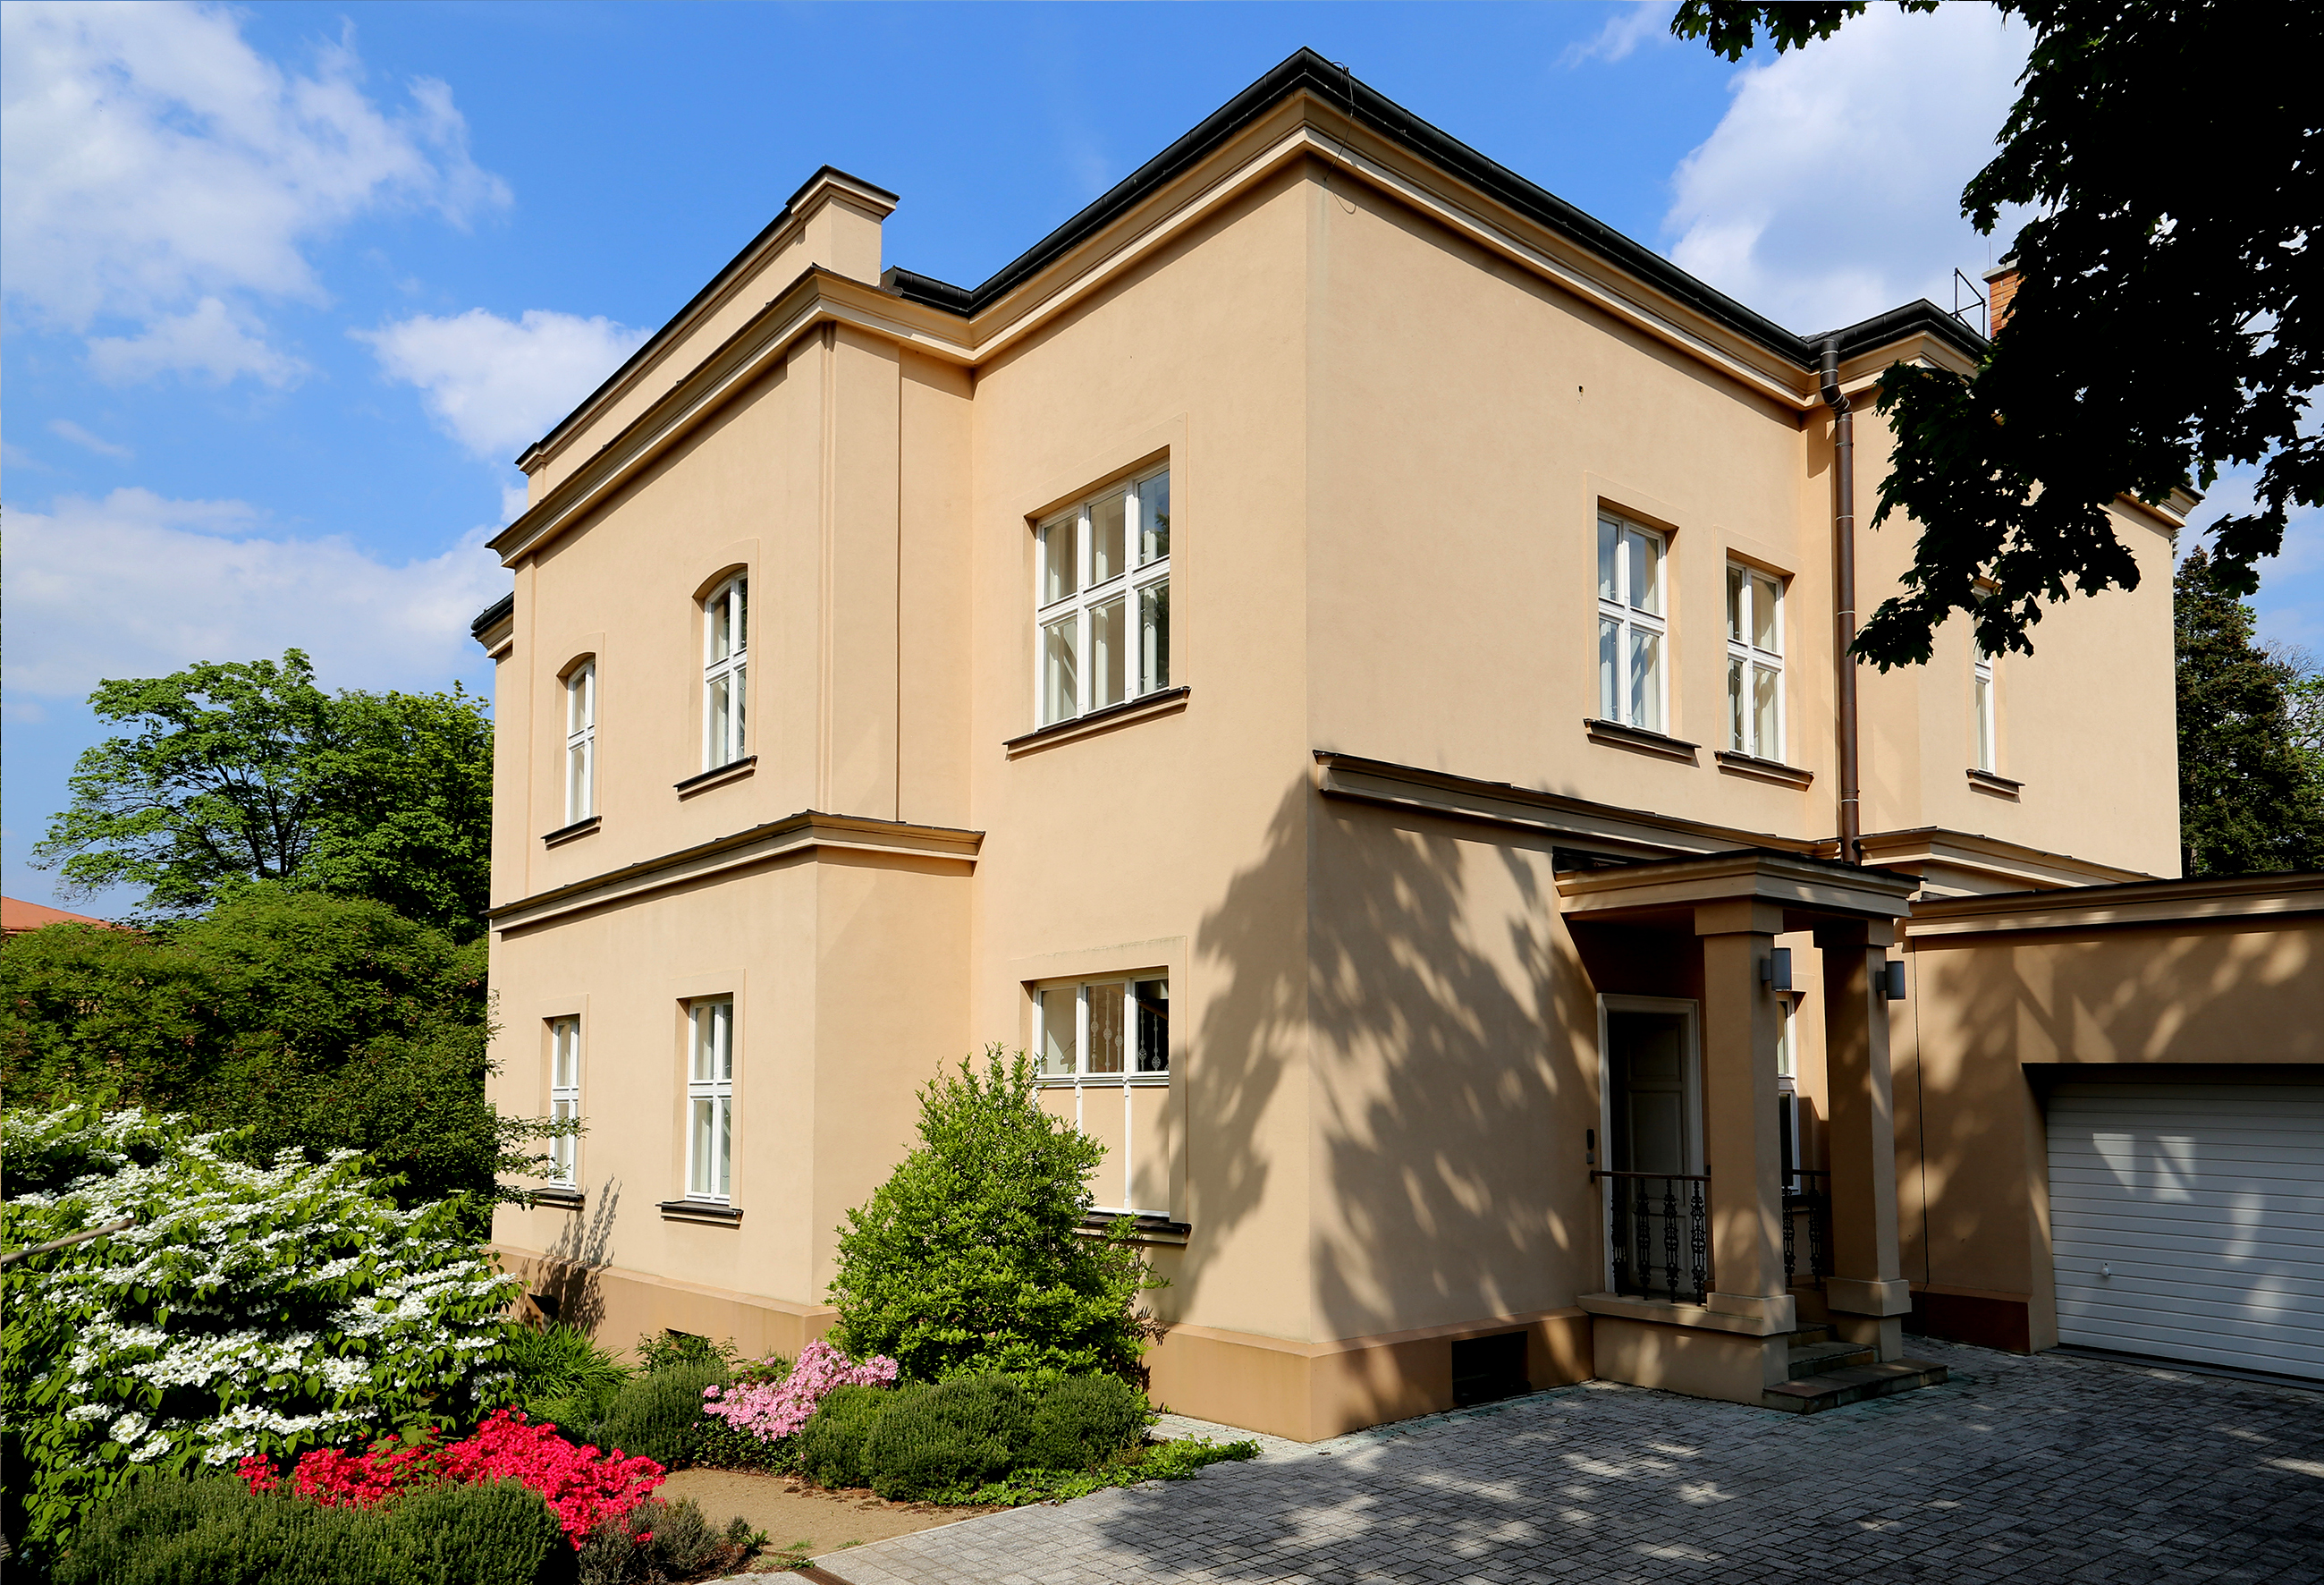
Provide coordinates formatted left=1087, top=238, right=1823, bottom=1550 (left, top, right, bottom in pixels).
left=2046, top=1081, right=2324, bottom=1380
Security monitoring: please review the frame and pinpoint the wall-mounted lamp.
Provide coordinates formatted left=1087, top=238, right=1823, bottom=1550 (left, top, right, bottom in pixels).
left=1883, top=960, right=1907, bottom=1001
left=1761, top=946, right=1792, bottom=991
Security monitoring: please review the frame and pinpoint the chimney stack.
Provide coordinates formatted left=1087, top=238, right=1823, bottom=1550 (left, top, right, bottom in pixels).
left=1982, top=257, right=2020, bottom=336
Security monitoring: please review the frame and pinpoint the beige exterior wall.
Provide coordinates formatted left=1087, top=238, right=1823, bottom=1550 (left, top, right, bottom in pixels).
left=479, top=73, right=2192, bottom=1433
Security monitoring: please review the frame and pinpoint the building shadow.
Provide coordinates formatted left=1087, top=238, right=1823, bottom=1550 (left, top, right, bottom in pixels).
left=515, top=1177, right=621, bottom=1335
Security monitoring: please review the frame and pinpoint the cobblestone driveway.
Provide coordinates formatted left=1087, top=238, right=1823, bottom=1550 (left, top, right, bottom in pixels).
left=816, top=1342, right=2323, bottom=1585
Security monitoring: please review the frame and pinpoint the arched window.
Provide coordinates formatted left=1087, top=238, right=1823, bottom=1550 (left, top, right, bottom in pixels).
left=564, top=660, right=596, bottom=823
left=703, top=576, right=748, bottom=769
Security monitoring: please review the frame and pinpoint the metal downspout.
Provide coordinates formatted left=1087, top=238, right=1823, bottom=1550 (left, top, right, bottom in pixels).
left=1821, top=339, right=1862, bottom=863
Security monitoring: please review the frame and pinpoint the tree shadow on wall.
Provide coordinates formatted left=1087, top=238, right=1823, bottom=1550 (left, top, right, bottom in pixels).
left=1177, top=774, right=1599, bottom=1357
left=518, top=1178, right=621, bottom=1336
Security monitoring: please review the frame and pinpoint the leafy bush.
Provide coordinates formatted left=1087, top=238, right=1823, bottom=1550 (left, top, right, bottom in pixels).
left=701, top=1339, right=894, bottom=1445
left=791, top=1384, right=890, bottom=1491
left=590, top=1363, right=729, bottom=1470
left=52, top=1472, right=578, bottom=1585
left=574, top=1496, right=759, bottom=1585
left=1022, top=1372, right=1153, bottom=1473
left=961, top=1435, right=1262, bottom=1507
left=0, top=1106, right=518, bottom=1565
left=633, top=1330, right=736, bottom=1375
left=501, top=1325, right=631, bottom=1430
left=830, top=1047, right=1161, bottom=1380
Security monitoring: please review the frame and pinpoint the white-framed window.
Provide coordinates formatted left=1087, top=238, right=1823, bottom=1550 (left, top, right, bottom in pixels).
left=686, top=997, right=733, bottom=1201
left=1973, top=646, right=1996, bottom=772
left=1596, top=515, right=1667, bottom=733
left=1725, top=564, right=1785, bottom=760
left=1035, top=977, right=1169, bottom=1214
left=1035, top=467, right=1170, bottom=728
left=564, top=662, right=596, bottom=824
left=703, top=577, right=748, bottom=770
left=549, top=1017, right=581, bottom=1185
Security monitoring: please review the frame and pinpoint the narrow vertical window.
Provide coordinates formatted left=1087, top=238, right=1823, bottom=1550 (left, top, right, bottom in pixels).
left=1031, top=975, right=1170, bottom=1214
left=564, top=663, right=596, bottom=824
left=1594, top=515, right=1666, bottom=733
left=1724, top=564, right=1785, bottom=760
left=687, top=998, right=733, bottom=1201
left=550, top=1018, right=580, bottom=1185
left=1034, top=466, right=1170, bottom=727
left=703, top=577, right=748, bottom=770
left=1973, top=647, right=1996, bottom=772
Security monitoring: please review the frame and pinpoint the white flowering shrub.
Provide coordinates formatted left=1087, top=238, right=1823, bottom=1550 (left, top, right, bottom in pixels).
left=0, top=1105, right=520, bottom=1560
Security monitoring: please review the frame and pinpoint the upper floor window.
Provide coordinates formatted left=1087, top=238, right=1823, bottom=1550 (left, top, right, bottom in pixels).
left=1036, top=467, right=1170, bottom=728
left=687, top=997, right=734, bottom=1201
left=1973, top=646, right=1996, bottom=772
left=1036, top=977, right=1170, bottom=1082
left=703, top=577, right=748, bottom=770
left=1725, top=564, right=1784, bottom=760
left=549, top=1017, right=580, bottom=1185
left=1596, top=515, right=1666, bottom=733
left=565, top=662, right=596, bottom=823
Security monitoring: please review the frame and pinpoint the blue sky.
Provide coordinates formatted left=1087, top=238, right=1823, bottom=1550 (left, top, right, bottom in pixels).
left=4, top=1, right=2317, bottom=914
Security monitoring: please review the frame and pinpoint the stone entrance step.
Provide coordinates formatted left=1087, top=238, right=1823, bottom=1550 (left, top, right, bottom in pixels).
left=1785, top=1339, right=1876, bottom=1379
left=1763, top=1358, right=1949, bottom=1415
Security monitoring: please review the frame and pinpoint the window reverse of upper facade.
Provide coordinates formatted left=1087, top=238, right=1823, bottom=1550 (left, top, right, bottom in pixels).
left=703, top=576, right=748, bottom=770
left=1035, top=466, right=1170, bottom=729
left=1725, top=564, right=1785, bottom=761
left=1596, top=515, right=1666, bottom=734
left=565, top=661, right=596, bottom=824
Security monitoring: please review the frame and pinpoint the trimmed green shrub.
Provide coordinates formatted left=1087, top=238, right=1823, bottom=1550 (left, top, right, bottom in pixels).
left=590, top=1361, right=728, bottom=1468
left=51, top=1472, right=576, bottom=1585
left=1022, top=1373, right=1153, bottom=1473
left=575, top=1496, right=756, bottom=1585
left=792, top=1384, right=890, bottom=1490
left=864, top=1376, right=1034, bottom=1502
left=830, top=1047, right=1161, bottom=1380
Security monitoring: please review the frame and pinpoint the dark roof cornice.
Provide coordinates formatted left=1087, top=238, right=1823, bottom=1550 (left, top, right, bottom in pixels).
left=470, top=592, right=514, bottom=644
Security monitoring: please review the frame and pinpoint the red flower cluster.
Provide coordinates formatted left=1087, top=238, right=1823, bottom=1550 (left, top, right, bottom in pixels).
left=235, top=1411, right=665, bottom=1548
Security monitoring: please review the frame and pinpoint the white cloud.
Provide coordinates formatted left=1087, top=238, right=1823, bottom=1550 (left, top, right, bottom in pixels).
left=357, top=308, right=650, bottom=463
left=0, top=0, right=508, bottom=378
left=86, top=295, right=305, bottom=386
left=0, top=487, right=507, bottom=700
left=1663, top=5, right=2028, bottom=334
left=1562, top=3, right=1678, bottom=68
left=46, top=418, right=132, bottom=460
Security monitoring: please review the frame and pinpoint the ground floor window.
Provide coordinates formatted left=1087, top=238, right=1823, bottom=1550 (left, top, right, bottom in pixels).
left=688, top=997, right=733, bottom=1201
left=1035, top=977, right=1170, bottom=1215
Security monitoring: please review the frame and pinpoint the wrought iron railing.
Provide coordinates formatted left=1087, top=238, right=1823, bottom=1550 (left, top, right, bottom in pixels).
left=1784, top=1168, right=1832, bottom=1291
left=1594, top=1170, right=1711, bottom=1304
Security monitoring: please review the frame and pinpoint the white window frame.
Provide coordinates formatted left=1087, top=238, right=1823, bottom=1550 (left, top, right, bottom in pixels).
left=1033, top=976, right=1169, bottom=1215
left=1034, top=466, right=1170, bottom=729
left=702, top=576, right=748, bottom=771
left=1973, top=646, right=1997, bottom=772
left=549, top=1017, right=581, bottom=1185
left=686, top=998, right=733, bottom=1202
left=1725, top=564, right=1786, bottom=761
left=564, top=662, right=596, bottom=824
left=1596, top=515, right=1669, bottom=733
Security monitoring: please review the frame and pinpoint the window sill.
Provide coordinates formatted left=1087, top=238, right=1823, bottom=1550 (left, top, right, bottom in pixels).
left=528, top=1184, right=585, bottom=1210
left=675, top=756, right=756, bottom=799
left=542, top=815, right=601, bottom=848
left=1005, top=687, right=1190, bottom=758
left=658, top=1199, right=742, bottom=1225
left=1966, top=767, right=2024, bottom=801
left=1038, top=1073, right=1171, bottom=1088
left=1714, top=750, right=1813, bottom=789
left=1078, top=1211, right=1190, bottom=1246
left=1584, top=718, right=1699, bottom=765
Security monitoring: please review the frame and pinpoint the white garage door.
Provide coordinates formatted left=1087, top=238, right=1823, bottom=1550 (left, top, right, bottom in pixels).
left=2047, top=1082, right=2324, bottom=1380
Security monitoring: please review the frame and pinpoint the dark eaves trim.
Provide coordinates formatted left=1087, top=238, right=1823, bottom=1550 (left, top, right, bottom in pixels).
left=882, top=47, right=1989, bottom=373
left=470, top=592, right=514, bottom=643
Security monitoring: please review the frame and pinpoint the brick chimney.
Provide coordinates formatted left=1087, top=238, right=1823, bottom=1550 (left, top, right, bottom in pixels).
left=1982, top=258, right=2020, bottom=336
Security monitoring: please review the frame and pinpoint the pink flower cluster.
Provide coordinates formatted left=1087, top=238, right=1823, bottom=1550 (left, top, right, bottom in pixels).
left=236, top=1410, right=664, bottom=1548
left=700, top=1339, right=899, bottom=1444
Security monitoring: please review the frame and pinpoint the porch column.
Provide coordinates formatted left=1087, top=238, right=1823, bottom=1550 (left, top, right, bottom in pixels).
left=1816, top=920, right=1911, bottom=1359
left=1694, top=900, right=1795, bottom=1335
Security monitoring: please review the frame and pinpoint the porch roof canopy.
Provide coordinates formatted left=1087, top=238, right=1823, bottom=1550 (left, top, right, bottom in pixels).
left=1555, top=849, right=1917, bottom=933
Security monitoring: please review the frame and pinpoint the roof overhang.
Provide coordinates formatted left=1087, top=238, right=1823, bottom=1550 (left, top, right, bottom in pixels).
left=1905, top=870, right=2324, bottom=941
left=1558, top=849, right=1919, bottom=935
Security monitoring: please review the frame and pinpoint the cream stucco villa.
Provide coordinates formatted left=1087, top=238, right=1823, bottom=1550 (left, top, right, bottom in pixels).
left=477, top=52, right=2323, bottom=1435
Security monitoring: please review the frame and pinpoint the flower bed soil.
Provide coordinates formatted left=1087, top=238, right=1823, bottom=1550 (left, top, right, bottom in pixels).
left=660, top=1468, right=999, bottom=1561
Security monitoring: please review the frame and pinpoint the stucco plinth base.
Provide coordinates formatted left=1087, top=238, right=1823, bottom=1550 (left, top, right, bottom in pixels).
left=1144, top=1309, right=1593, bottom=1442
left=1578, top=1294, right=1790, bottom=1406
left=496, top=1244, right=837, bottom=1363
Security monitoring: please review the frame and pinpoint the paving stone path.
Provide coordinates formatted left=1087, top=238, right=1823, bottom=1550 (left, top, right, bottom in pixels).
left=812, top=1342, right=2324, bottom=1585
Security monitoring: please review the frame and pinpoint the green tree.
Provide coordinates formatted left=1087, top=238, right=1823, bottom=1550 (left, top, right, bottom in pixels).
left=2175, top=551, right=2324, bottom=874
left=0, top=888, right=562, bottom=1220
left=828, top=1047, right=1160, bottom=1382
left=31, top=650, right=493, bottom=937
left=1675, top=2, right=2318, bottom=667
